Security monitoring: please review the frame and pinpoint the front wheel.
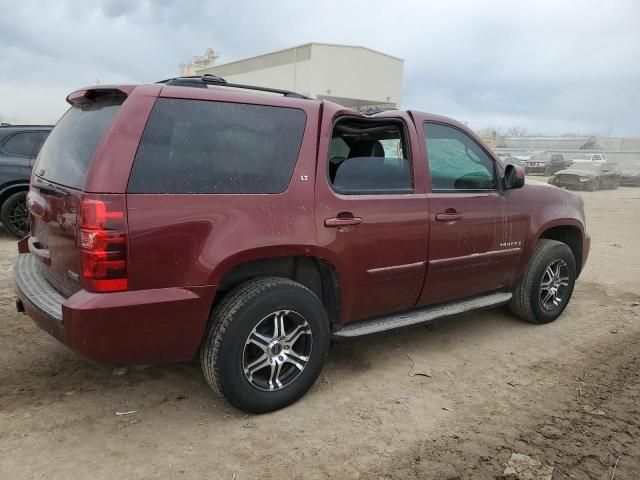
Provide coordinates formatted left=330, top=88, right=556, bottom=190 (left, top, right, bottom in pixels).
left=612, top=176, right=620, bottom=190
left=586, top=178, right=599, bottom=191
left=1, top=191, right=29, bottom=238
left=200, top=277, right=330, bottom=413
left=510, top=239, right=576, bottom=324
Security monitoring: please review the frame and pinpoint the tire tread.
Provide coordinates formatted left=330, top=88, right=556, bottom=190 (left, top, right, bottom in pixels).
left=510, top=239, right=571, bottom=324
left=200, top=276, right=318, bottom=406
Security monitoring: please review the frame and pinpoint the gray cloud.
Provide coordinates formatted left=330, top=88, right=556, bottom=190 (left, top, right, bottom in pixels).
left=102, top=0, right=141, bottom=18
left=0, top=0, right=638, bottom=135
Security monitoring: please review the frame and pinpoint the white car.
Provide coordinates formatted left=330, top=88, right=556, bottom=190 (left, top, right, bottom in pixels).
left=572, top=153, right=606, bottom=164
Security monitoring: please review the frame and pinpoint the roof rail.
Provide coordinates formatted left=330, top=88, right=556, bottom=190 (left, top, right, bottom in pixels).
left=0, top=123, right=53, bottom=128
left=360, top=106, right=397, bottom=116
left=156, top=74, right=311, bottom=100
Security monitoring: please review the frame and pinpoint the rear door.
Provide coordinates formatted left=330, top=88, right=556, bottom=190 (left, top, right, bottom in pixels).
left=27, top=93, right=126, bottom=297
left=416, top=118, right=517, bottom=305
left=315, top=108, right=429, bottom=323
left=0, top=130, right=41, bottom=179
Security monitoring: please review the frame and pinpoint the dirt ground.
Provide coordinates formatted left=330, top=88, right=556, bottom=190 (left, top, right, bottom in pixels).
left=1, top=183, right=639, bottom=480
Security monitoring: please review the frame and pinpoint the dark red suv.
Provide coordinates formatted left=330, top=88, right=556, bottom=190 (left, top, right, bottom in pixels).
left=14, top=75, right=590, bottom=412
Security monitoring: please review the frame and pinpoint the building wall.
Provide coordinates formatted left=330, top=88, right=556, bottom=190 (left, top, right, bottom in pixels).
left=201, top=60, right=313, bottom=98
left=196, top=43, right=403, bottom=110
left=499, top=136, right=640, bottom=168
left=503, top=137, right=593, bottom=150
left=307, top=44, right=403, bottom=106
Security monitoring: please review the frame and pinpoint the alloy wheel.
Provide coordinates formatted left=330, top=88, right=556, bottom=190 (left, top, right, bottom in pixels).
left=539, top=259, right=570, bottom=311
left=8, top=200, right=29, bottom=237
left=242, top=310, right=313, bottom=391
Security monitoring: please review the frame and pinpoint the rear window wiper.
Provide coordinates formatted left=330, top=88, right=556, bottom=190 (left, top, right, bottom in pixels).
left=33, top=179, right=70, bottom=197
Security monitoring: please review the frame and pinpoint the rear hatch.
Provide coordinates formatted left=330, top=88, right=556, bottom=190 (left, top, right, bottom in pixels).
left=28, top=91, right=126, bottom=297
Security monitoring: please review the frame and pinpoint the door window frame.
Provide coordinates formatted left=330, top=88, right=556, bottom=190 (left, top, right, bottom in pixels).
left=327, top=115, right=415, bottom=196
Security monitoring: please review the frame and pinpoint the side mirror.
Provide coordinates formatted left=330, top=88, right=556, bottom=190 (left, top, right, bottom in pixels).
left=504, top=164, right=525, bottom=190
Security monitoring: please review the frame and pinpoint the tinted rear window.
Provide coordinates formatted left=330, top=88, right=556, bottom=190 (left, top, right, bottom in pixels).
left=34, top=95, right=124, bottom=189
left=127, top=98, right=306, bottom=194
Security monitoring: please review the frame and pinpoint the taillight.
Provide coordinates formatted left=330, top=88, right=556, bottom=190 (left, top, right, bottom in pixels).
left=79, top=194, right=128, bottom=292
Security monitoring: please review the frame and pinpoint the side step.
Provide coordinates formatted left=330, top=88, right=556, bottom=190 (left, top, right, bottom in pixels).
left=333, top=291, right=513, bottom=338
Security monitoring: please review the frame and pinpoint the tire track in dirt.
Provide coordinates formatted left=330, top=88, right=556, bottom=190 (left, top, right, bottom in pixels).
left=369, top=320, right=640, bottom=479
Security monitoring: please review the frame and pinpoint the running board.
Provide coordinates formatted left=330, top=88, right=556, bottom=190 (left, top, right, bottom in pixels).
left=333, top=291, right=513, bottom=338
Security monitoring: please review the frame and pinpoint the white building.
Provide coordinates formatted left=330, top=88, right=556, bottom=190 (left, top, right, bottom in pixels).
left=191, top=43, right=404, bottom=112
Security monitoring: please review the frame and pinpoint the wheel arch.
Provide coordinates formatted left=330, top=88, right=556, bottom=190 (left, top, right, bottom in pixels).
left=211, top=251, right=343, bottom=327
left=0, top=182, right=29, bottom=208
left=536, top=223, right=584, bottom=277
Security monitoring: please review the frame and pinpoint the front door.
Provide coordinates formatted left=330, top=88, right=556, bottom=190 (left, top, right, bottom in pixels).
left=416, top=120, right=517, bottom=305
left=315, top=110, right=429, bottom=323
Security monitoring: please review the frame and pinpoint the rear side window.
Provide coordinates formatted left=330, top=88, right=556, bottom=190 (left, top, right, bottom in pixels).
left=35, top=95, right=124, bottom=189
left=2, top=132, right=40, bottom=157
left=127, top=98, right=306, bottom=194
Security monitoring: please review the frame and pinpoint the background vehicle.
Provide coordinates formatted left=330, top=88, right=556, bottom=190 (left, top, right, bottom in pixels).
left=496, top=152, right=522, bottom=167
left=620, top=169, right=640, bottom=186
left=522, top=152, right=569, bottom=175
left=0, top=125, right=52, bottom=237
left=14, top=76, right=590, bottom=413
left=572, top=153, right=606, bottom=164
left=549, top=162, right=621, bottom=191
left=511, top=151, right=539, bottom=164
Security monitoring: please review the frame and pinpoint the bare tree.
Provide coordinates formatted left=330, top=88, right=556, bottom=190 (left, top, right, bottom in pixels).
left=504, top=127, right=528, bottom=137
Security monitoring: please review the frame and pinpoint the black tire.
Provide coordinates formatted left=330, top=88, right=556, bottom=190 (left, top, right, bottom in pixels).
left=1, top=191, right=29, bottom=238
left=509, top=239, right=576, bottom=324
left=200, top=277, right=330, bottom=413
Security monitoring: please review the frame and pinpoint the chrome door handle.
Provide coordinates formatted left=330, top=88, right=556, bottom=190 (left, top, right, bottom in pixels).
left=435, top=212, right=463, bottom=221
left=324, top=216, right=363, bottom=227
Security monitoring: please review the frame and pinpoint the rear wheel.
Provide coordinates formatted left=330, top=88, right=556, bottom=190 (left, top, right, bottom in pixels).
left=1, top=191, right=29, bottom=238
left=200, top=277, right=330, bottom=413
left=510, top=239, right=576, bottom=324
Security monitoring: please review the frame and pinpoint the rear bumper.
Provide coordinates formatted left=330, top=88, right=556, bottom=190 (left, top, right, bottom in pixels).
left=14, top=253, right=216, bottom=365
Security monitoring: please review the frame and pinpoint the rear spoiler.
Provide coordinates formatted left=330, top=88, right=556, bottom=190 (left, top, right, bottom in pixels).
left=66, top=86, right=135, bottom=105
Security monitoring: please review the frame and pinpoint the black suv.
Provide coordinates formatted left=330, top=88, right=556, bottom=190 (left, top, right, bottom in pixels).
left=523, top=152, right=569, bottom=176
left=0, top=125, right=52, bottom=237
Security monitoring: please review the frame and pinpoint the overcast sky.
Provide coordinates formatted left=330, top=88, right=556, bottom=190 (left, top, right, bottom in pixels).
left=1, top=0, right=638, bottom=136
